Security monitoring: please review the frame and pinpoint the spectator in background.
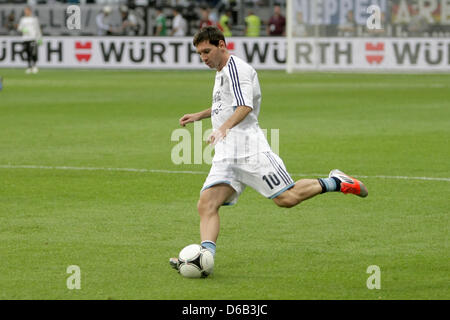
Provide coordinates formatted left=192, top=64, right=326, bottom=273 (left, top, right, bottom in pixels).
left=5, top=11, right=18, bottom=35
left=120, top=5, right=139, bottom=36
left=267, top=4, right=285, bottom=36
left=294, top=11, right=308, bottom=37
left=96, top=6, right=114, bottom=36
left=228, top=0, right=238, bottom=25
left=199, top=6, right=214, bottom=30
left=155, top=7, right=167, bottom=36
left=338, top=10, right=356, bottom=37
left=208, top=7, right=219, bottom=26
left=17, top=6, right=42, bottom=74
left=407, top=13, right=428, bottom=37
left=171, top=6, right=187, bottom=36
left=245, top=10, right=261, bottom=37
left=218, top=8, right=232, bottom=37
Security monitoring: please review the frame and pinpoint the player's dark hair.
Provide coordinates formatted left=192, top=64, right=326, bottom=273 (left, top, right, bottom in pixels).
left=193, top=26, right=226, bottom=47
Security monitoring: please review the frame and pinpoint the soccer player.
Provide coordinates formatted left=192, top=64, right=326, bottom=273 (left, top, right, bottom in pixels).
left=170, top=26, right=368, bottom=270
left=17, top=6, right=42, bottom=74
left=170, top=7, right=187, bottom=37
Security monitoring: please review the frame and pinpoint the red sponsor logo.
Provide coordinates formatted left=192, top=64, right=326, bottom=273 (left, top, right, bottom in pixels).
left=75, top=41, right=92, bottom=62
left=227, top=42, right=235, bottom=51
left=365, top=42, right=384, bottom=64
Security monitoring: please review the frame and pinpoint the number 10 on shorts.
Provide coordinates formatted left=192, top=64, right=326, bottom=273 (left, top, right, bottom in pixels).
left=262, top=173, right=281, bottom=190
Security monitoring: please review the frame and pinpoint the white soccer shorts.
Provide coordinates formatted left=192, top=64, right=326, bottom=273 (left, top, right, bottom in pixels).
left=200, top=151, right=295, bottom=205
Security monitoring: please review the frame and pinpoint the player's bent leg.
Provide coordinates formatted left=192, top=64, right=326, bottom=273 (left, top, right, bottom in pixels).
left=273, top=170, right=368, bottom=209
left=197, top=183, right=235, bottom=243
left=273, top=179, right=323, bottom=208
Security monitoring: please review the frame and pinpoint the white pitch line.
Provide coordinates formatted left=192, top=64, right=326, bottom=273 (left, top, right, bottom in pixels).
left=0, top=164, right=207, bottom=175
left=1, top=164, right=449, bottom=182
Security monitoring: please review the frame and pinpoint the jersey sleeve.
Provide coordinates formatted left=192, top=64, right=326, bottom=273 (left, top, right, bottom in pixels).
left=227, top=57, right=254, bottom=109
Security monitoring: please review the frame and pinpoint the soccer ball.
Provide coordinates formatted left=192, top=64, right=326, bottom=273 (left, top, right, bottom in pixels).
left=178, top=244, right=214, bottom=278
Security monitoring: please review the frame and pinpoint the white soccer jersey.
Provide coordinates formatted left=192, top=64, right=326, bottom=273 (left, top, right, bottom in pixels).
left=18, top=16, right=42, bottom=41
left=211, top=55, right=271, bottom=161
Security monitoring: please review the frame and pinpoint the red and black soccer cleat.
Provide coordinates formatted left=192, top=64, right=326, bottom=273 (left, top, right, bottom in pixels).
left=329, top=169, right=368, bottom=198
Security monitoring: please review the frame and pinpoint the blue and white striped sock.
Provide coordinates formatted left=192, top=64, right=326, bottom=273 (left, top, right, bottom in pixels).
left=318, top=177, right=341, bottom=193
left=201, top=240, right=216, bottom=257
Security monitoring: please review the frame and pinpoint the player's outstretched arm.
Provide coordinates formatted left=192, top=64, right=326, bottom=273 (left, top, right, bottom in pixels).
left=179, top=108, right=211, bottom=127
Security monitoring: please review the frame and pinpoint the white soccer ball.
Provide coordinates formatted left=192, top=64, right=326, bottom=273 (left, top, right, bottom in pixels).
left=178, top=244, right=214, bottom=278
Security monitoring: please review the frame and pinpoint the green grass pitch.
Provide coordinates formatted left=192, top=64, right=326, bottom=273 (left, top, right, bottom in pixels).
left=0, top=69, right=449, bottom=300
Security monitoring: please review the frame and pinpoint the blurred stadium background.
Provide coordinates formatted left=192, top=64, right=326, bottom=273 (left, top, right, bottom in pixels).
left=1, top=0, right=449, bottom=71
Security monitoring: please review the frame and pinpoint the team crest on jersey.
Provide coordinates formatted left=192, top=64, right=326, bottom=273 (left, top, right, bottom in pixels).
left=213, top=90, right=222, bottom=104
left=212, top=104, right=223, bottom=115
